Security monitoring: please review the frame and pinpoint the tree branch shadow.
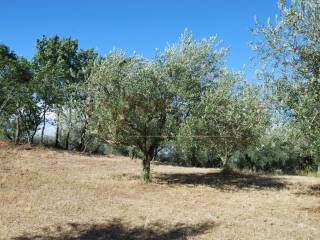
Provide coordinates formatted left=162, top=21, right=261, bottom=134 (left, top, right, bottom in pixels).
left=13, top=219, right=216, bottom=240
left=155, top=170, right=287, bottom=191
left=295, top=183, right=320, bottom=196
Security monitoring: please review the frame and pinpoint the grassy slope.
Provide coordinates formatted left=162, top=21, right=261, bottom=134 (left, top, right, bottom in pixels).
left=0, top=146, right=319, bottom=240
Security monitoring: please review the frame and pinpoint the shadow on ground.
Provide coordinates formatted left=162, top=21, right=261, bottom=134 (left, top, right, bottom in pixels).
left=14, top=219, right=216, bottom=240
left=295, top=183, right=320, bottom=196
left=310, top=184, right=320, bottom=194
left=156, top=170, right=287, bottom=191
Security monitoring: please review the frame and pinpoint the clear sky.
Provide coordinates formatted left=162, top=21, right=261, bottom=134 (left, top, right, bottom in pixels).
left=1, top=0, right=279, bottom=80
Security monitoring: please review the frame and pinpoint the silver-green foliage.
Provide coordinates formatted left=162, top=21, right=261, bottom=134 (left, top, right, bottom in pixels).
left=252, top=0, right=320, bottom=165
left=179, top=73, right=268, bottom=166
left=88, top=51, right=169, bottom=182
left=88, top=31, right=228, bottom=181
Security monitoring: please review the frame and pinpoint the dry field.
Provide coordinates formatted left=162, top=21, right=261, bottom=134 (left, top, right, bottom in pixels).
left=0, top=145, right=320, bottom=240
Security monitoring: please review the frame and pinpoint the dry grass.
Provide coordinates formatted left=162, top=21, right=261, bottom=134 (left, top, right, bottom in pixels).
left=0, top=146, right=319, bottom=240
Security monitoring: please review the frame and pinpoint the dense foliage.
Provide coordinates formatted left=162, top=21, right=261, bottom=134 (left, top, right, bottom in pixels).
left=1, top=0, right=319, bottom=182
left=252, top=0, right=320, bottom=172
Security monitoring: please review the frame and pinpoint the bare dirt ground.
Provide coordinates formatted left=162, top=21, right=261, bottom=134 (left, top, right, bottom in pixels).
left=0, top=146, right=319, bottom=240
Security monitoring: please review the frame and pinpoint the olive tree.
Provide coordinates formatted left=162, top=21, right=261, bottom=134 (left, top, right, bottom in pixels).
left=157, top=30, right=228, bottom=166
left=179, top=73, right=268, bottom=167
left=88, top=31, right=228, bottom=181
left=88, top=51, right=170, bottom=182
left=252, top=0, right=320, bottom=170
left=164, top=29, right=227, bottom=126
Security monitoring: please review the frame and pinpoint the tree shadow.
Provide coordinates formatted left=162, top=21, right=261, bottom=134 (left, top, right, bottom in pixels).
left=13, top=219, right=216, bottom=240
left=300, top=206, right=320, bottom=214
left=310, top=184, right=320, bottom=194
left=295, top=183, right=320, bottom=196
left=156, top=170, right=287, bottom=191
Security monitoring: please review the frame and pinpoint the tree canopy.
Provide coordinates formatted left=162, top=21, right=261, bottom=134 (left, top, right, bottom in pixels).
left=1, top=0, right=320, bottom=182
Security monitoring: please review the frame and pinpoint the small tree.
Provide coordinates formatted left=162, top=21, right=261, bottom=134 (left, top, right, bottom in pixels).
left=88, top=52, right=170, bottom=182
left=88, top=30, right=230, bottom=181
left=180, top=73, right=268, bottom=167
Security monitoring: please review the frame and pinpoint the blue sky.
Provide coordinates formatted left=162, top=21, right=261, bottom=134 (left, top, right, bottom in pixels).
left=1, top=0, right=278, bottom=80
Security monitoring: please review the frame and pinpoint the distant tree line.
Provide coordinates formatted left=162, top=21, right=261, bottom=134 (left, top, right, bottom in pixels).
left=1, top=0, right=319, bottom=181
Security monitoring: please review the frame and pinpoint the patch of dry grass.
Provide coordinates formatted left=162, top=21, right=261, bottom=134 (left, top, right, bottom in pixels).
left=0, top=146, right=319, bottom=239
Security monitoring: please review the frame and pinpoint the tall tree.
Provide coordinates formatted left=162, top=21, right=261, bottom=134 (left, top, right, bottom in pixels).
left=0, top=44, right=37, bottom=144
left=252, top=0, right=320, bottom=170
left=0, top=44, right=19, bottom=113
left=33, top=36, right=79, bottom=146
left=62, top=48, right=97, bottom=150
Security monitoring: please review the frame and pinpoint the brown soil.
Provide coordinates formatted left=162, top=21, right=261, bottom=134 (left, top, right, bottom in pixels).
left=0, top=146, right=319, bottom=240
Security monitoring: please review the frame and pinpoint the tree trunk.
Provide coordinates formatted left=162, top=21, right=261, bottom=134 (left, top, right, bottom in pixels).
left=14, top=113, right=20, bottom=145
left=55, top=109, right=60, bottom=148
left=142, top=155, right=151, bottom=183
left=221, top=149, right=232, bottom=171
left=31, top=131, right=35, bottom=144
left=65, top=106, right=72, bottom=150
left=224, top=156, right=231, bottom=168
left=78, top=118, right=87, bottom=151
left=190, top=146, right=198, bottom=167
left=65, top=132, right=70, bottom=150
left=40, top=107, right=46, bottom=144
left=78, top=132, right=84, bottom=151
left=26, top=131, right=31, bottom=144
left=31, top=120, right=40, bottom=145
